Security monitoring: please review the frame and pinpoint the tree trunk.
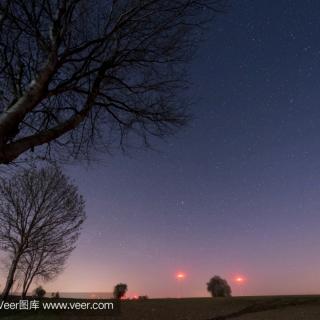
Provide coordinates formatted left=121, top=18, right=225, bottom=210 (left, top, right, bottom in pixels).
left=1, top=257, right=19, bottom=299
left=21, top=280, right=28, bottom=299
left=21, top=275, right=34, bottom=299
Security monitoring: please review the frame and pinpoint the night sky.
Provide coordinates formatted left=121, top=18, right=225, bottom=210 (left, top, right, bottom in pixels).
left=46, top=0, right=320, bottom=297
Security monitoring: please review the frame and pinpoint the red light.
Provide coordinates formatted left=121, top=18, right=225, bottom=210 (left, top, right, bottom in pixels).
left=235, top=276, right=245, bottom=284
left=176, top=272, right=186, bottom=280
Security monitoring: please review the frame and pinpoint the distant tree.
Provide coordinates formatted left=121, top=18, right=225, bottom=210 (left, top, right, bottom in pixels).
left=0, top=166, right=86, bottom=299
left=207, top=276, right=232, bottom=298
left=113, top=283, right=128, bottom=299
left=138, top=295, right=149, bottom=300
left=51, top=292, right=60, bottom=299
left=0, top=0, right=226, bottom=164
left=34, top=286, right=46, bottom=299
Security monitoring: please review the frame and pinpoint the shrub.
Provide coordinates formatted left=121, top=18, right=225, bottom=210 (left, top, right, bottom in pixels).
left=51, top=292, right=60, bottom=299
left=34, top=286, right=46, bottom=299
left=207, top=276, right=232, bottom=297
left=113, top=283, right=128, bottom=299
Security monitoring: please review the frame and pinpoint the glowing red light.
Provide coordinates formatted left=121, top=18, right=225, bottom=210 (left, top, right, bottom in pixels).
left=235, top=276, right=245, bottom=284
left=176, top=272, right=186, bottom=280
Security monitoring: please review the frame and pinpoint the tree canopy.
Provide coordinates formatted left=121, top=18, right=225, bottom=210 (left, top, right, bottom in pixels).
left=207, top=275, right=232, bottom=298
left=0, top=0, right=225, bottom=164
left=113, top=283, right=128, bottom=299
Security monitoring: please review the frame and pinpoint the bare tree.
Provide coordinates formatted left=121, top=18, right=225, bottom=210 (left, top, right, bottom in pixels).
left=0, top=0, right=225, bottom=164
left=0, top=166, right=85, bottom=299
left=18, top=236, right=72, bottom=298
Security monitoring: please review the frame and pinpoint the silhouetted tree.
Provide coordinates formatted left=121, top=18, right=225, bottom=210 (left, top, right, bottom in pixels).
left=18, top=239, right=71, bottom=298
left=207, top=276, right=232, bottom=297
left=113, top=283, right=128, bottom=299
left=0, top=166, right=85, bottom=299
left=0, top=0, right=226, bottom=164
left=51, top=292, right=60, bottom=299
left=34, top=286, right=46, bottom=299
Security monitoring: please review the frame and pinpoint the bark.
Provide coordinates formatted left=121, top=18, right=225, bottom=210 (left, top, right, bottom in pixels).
left=2, top=254, right=21, bottom=299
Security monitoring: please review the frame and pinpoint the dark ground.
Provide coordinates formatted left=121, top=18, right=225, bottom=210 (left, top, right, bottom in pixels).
left=2, top=296, right=320, bottom=320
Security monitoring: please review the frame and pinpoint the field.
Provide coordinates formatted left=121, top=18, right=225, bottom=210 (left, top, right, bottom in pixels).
left=2, top=295, right=320, bottom=320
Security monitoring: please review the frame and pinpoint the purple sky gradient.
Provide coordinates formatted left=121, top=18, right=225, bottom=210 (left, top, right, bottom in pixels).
left=3, top=0, right=320, bottom=298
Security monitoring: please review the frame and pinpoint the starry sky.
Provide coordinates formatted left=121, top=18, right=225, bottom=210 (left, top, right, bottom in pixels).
left=46, top=0, right=320, bottom=297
